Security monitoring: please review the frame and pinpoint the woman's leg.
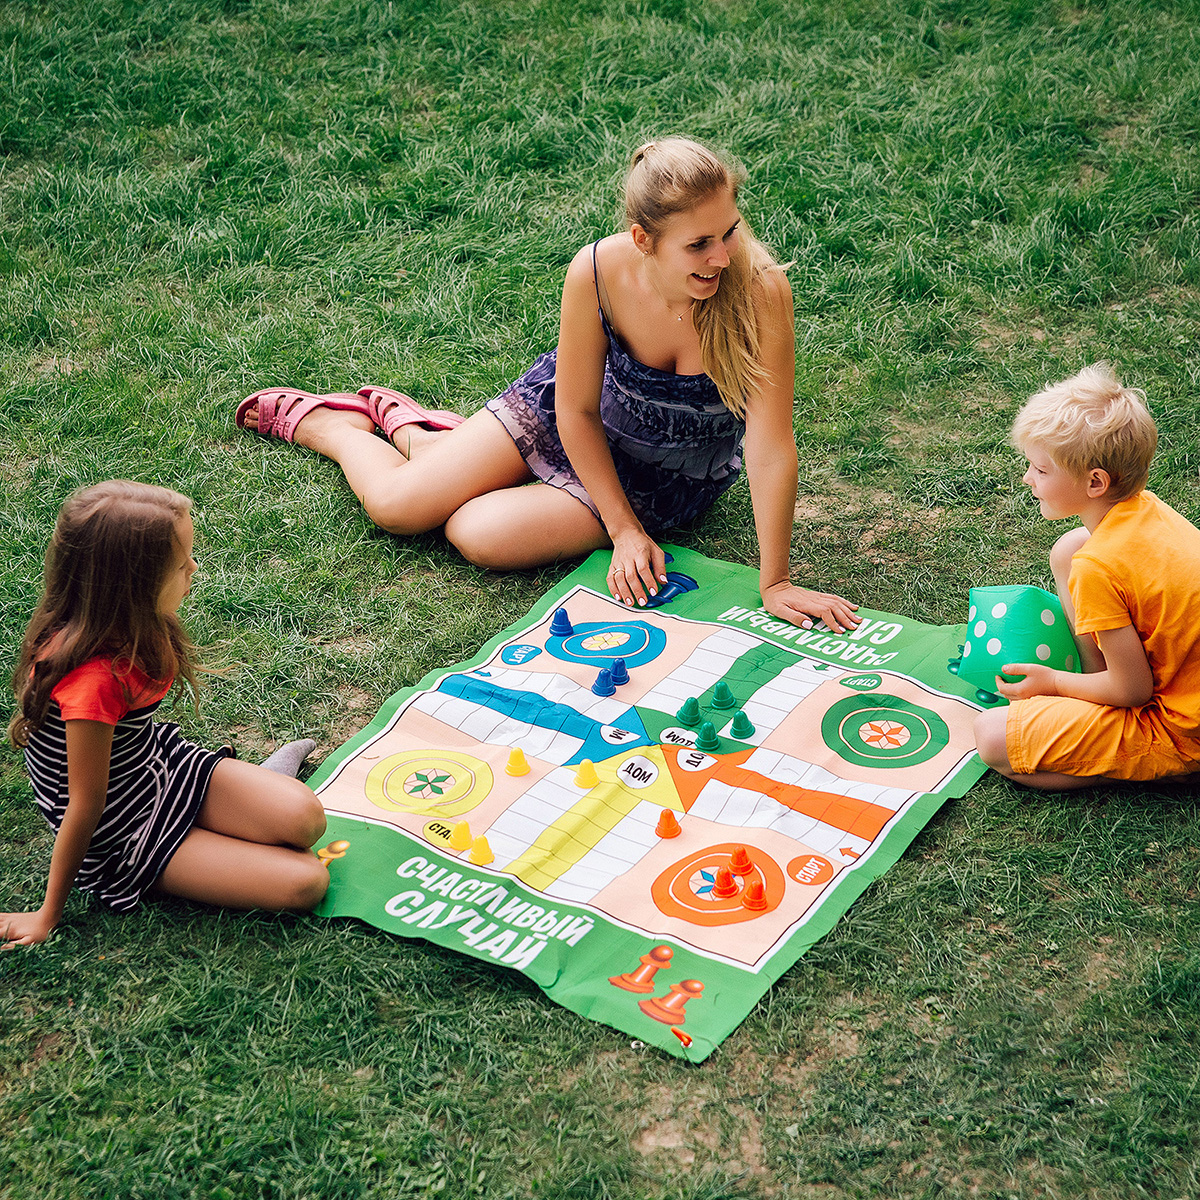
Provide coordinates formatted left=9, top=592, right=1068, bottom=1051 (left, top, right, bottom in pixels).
left=243, top=401, right=537, bottom=536
left=444, top=481, right=611, bottom=570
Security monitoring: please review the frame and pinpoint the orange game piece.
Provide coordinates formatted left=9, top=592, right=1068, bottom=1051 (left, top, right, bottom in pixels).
left=728, top=845, right=753, bottom=875
left=671, top=1028, right=693, bottom=1048
left=505, top=747, right=531, bottom=776
left=609, top=944, right=673, bottom=993
left=710, top=866, right=739, bottom=899
left=639, top=979, right=704, bottom=1025
left=740, top=879, right=768, bottom=911
left=655, top=809, right=681, bottom=838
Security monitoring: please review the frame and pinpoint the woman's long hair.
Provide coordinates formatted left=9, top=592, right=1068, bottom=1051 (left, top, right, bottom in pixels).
left=9, top=481, right=201, bottom=747
left=624, top=137, right=783, bottom=418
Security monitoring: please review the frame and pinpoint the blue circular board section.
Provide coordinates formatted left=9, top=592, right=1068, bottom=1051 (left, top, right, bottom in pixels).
left=546, top=620, right=666, bottom=668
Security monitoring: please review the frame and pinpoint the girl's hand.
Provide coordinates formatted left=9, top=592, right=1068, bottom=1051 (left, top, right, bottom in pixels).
left=607, top=530, right=668, bottom=608
left=994, top=663, right=1059, bottom=700
left=762, top=581, right=861, bottom=634
left=1, top=908, right=57, bottom=949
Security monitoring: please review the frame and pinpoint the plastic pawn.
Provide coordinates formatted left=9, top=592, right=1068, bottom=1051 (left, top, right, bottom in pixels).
left=728, top=845, right=753, bottom=875
left=448, top=821, right=473, bottom=851
left=730, top=710, right=755, bottom=740
left=468, top=836, right=494, bottom=866
left=711, top=681, right=737, bottom=710
left=655, top=809, right=682, bottom=838
left=591, top=667, right=615, bottom=697
left=610, top=657, right=630, bottom=686
left=549, top=607, right=574, bottom=637
left=505, top=747, right=531, bottom=776
left=574, top=759, right=600, bottom=788
left=695, top=721, right=720, bottom=753
left=710, top=866, right=739, bottom=899
left=740, top=879, right=768, bottom=911
left=675, top=696, right=702, bottom=726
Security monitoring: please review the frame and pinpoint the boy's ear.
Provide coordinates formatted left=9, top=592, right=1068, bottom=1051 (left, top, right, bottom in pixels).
left=1085, top=467, right=1113, bottom=498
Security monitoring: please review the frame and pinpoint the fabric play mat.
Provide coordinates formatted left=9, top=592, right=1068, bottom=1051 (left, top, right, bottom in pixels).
left=309, top=547, right=991, bottom=1060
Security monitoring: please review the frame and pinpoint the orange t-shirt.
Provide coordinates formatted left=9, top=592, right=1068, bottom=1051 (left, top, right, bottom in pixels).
left=50, top=658, right=172, bottom=726
left=1069, top=490, right=1200, bottom=735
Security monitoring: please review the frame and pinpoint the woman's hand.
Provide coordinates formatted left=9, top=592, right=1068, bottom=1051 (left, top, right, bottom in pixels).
left=607, top=529, right=668, bottom=607
left=762, top=581, right=861, bottom=634
left=1, top=908, right=57, bottom=950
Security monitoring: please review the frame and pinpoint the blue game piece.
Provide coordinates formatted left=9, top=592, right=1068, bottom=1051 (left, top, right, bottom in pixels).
left=610, top=657, right=630, bottom=686
left=592, top=667, right=615, bottom=697
left=644, top=572, right=699, bottom=609
left=549, top=607, right=574, bottom=637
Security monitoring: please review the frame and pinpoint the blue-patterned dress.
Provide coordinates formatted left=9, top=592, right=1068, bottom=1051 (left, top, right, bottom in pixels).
left=485, top=243, right=745, bottom=532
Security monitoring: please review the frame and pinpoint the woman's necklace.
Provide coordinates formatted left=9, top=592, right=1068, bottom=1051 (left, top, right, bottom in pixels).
left=642, top=257, right=695, bottom=322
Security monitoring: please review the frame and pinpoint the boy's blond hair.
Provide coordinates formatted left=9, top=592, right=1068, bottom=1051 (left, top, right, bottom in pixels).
left=1011, top=362, right=1157, bottom=502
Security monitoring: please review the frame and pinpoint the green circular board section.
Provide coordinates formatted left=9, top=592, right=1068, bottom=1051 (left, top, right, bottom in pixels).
left=821, top=693, right=950, bottom=768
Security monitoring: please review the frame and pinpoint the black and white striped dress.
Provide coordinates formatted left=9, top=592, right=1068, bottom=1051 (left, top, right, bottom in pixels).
left=24, top=659, right=230, bottom=912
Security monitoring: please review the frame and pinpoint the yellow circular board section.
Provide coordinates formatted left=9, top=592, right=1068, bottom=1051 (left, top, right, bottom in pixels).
left=365, top=750, right=493, bottom=817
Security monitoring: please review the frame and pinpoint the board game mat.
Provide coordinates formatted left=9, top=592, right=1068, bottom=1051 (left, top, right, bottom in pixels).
left=308, top=547, right=988, bottom=1060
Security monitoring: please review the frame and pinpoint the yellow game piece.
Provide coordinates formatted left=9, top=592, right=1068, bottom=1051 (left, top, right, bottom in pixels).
left=448, top=821, right=472, bottom=851
left=574, top=759, right=600, bottom=788
left=505, top=747, right=530, bottom=776
left=469, top=835, right=494, bottom=866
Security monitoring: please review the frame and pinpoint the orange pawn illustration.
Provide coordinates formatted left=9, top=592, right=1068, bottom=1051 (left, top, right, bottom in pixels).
left=317, top=839, right=350, bottom=867
left=639, top=979, right=704, bottom=1026
left=740, top=879, right=768, bottom=911
left=710, top=866, right=739, bottom=899
left=505, top=747, right=530, bottom=776
left=468, top=835, right=494, bottom=866
left=448, top=821, right=472, bottom=851
left=655, top=809, right=681, bottom=838
left=728, top=845, right=753, bottom=876
left=610, top=944, right=673, bottom=994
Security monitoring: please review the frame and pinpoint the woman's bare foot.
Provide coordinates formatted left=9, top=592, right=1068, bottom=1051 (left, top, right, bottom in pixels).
left=241, top=401, right=375, bottom=453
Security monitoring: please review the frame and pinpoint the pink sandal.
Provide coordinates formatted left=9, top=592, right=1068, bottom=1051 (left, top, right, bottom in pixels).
left=358, top=385, right=466, bottom=441
left=235, top=388, right=374, bottom=443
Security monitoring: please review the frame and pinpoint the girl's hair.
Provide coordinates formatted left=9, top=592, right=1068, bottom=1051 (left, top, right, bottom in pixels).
left=9, top=481, right=200, bottom=747
left=624, top=137, right=783, bottom=418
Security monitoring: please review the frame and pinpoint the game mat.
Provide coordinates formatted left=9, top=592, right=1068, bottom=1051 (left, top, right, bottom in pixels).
left=309, top=547, right=989, bottom=1060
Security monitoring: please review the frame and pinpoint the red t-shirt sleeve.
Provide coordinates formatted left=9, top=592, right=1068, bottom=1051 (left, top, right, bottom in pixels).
left=50, top=659, right=171, bottom=725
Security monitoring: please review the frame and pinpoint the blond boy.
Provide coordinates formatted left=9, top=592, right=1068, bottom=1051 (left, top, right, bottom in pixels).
left=974, top=363, right=1200, bottom=788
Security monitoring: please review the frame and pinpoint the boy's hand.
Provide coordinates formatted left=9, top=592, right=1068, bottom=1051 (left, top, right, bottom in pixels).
left=1, top=909, right=58, bottom=949
left=995, top=663, right=1060, bottom=701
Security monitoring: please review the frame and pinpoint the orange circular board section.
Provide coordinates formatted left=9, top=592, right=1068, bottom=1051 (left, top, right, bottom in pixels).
left=652, top=843, right=787, bottom=926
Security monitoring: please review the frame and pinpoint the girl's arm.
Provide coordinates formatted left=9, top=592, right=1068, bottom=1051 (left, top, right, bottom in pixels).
left=996, top=623, right=1154, bottom=708
left=744, top=270, right=860, bottom=633
left=1, top=720, right=112, bottom=949
left=555, top=244, right=668, bottom=607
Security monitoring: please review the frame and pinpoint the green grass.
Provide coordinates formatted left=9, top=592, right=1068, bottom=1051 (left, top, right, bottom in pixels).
left=3, top=0, right=1200, bottom=1195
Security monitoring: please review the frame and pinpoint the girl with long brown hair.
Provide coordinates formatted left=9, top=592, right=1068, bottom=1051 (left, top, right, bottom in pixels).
left=237, top=137, right=859, bottom=632
left=3, top=481, right=329, bottom=948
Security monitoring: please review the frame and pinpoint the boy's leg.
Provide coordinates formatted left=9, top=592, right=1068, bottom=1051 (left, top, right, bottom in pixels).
left=974, top=705, right=1113, bottom=791
left=1050, top=527, right=1105, bottom=673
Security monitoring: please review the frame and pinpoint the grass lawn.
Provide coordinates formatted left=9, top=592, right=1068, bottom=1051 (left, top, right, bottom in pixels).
left=3, top=0, right=1200, bottom=1196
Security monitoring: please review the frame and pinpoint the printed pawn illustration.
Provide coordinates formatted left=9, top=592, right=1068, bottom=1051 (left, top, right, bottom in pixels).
left=317, top=839, right=350, bottom=867
left=695, top=720, right=720, bottom=753
left=639, top=978, right=704, bottom=1026
left=505, top=746, right=530, bottom=776
left=549, top=606, right=574, bottom=637
left=711, top=681, right=737, bottom=710
left=672, top=1028, right=693, bottom=1048
left=592, top=667, right=615, bottom=697
left=610, top=657, right=630, bottom=686
left=730, top=710, right=755, bottom=740
left=448, top=821, right=473, bottom=851
left=574, top=759, right=600, bottom=788
left=609, top=944, right=673, bottom=993
left=655, top=808, right=681, bottom=838
left=676, top=696, right=702, bottom=727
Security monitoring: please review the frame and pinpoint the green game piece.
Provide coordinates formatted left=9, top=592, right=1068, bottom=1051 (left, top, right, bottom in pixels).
left=730, top=710, right=755, bottom=739
left=711, top=681, right=737, bottom=709
left=676, top=696, right=702, bottom=726
left=951, top=585, right=1081, bottom=700
left=695, top=720, right=720, bottom=753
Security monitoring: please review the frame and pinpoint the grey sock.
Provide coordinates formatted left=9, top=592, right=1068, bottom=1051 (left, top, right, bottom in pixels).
left=260, top=738, right=318, bottom=777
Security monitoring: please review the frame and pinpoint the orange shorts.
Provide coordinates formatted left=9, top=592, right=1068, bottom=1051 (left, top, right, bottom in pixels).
left=1007, top=696, right=1200, bottom=781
